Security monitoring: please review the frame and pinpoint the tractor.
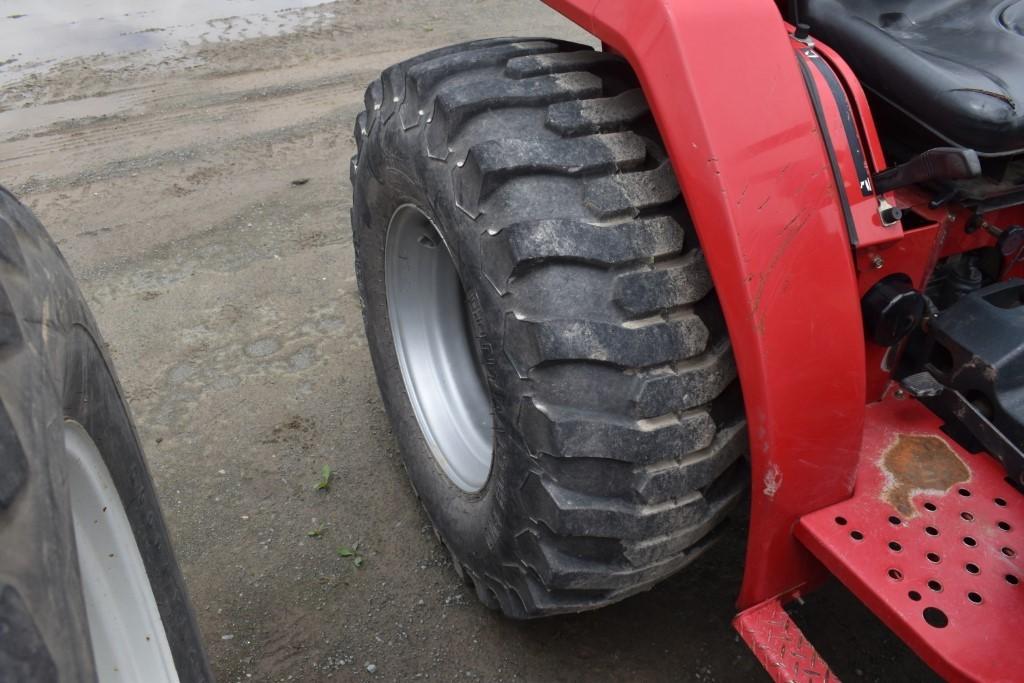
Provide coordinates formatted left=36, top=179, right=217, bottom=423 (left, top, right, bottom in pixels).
left=348, top=1, right=1024, bottom=680
left=2, top=1, right=1022, bottom=680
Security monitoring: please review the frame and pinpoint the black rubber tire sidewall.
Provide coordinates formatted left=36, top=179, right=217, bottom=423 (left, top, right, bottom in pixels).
left=353, top=164, right=524, bottom=589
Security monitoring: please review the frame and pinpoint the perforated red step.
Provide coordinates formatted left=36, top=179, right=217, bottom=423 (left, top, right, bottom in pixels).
left=796, top=395, right=1024, bottom=683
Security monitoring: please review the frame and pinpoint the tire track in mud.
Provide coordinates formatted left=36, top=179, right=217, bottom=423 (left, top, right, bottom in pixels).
left=1, top=78, right=371, bottom=186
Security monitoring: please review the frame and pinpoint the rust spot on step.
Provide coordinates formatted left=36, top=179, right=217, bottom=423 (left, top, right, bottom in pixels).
left=880, top=435, right=969, bottom=517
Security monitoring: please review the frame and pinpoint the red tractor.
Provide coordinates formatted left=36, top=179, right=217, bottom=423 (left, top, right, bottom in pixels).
left=349, top=1, right=1024, bottom=680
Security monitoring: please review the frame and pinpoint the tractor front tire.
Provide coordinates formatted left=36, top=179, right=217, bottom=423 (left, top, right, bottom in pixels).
left=351, top=38, right=748, bottom=617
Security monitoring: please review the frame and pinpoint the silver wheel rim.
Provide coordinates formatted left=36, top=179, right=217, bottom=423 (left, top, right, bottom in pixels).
left=385, top=204, right=494, bottom=492
left=63, top=421, right=179, bottom=683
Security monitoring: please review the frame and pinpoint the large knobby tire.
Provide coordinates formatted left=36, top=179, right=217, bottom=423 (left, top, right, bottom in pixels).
left=0, top=188, right=211, bottom=681
left=351, top=38, right=748, bottom=617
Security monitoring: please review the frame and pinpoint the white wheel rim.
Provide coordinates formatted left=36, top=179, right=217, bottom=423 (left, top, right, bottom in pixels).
left=384, top=204, right=494, bottom=492
left=63, top=420, right=179, bottom=683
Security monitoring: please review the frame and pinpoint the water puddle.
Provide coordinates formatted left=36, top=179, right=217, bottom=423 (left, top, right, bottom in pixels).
left=0, top=91, right=139, bottom=137
left=0, top=0, right=332, bottom=84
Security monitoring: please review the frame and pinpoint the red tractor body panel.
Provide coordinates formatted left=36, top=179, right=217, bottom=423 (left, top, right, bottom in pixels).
left=542, top=0, right=867, bottom=606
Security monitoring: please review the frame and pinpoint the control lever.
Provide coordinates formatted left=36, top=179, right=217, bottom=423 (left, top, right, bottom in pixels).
left=873, top=147, right=981, bottom=194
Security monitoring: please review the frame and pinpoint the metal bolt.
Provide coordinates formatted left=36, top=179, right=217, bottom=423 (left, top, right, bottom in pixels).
left=871, top=255, right=885, bottom=270
left=894, top=389, right=906, bottom=400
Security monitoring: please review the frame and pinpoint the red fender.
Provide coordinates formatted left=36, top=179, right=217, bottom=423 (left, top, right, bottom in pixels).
left=543, top=0, right=866, bottom=606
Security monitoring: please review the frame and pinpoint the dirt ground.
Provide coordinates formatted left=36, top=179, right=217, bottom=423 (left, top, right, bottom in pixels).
left=1, top=2, right=941, bottom=681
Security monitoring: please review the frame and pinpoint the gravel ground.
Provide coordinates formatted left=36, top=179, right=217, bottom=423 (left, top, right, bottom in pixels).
left=1, top=2, right=940, bottom=680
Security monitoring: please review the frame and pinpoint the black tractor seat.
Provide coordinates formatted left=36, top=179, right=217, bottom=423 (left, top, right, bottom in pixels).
left=799, top=0, right=1024, bottom=156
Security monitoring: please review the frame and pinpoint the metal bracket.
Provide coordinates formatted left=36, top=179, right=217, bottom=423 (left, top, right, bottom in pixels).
left=878, top=197, right=902, bottom=226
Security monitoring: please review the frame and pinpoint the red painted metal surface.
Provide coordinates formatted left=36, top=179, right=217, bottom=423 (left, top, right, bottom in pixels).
left=797, top=395, right=1024, bottom=683
left=541, top=0, right=867, bottom=609
left=734, top=599, right=839, bottom=683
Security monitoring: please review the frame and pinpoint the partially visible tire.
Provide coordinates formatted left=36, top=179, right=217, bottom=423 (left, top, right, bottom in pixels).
left=0, top=188, right=211, bottom=681
left=351, top=39, right=748, bottom=617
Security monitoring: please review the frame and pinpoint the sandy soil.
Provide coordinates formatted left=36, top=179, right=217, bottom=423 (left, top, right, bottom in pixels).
left=0, top=2, right=940, bottom=681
